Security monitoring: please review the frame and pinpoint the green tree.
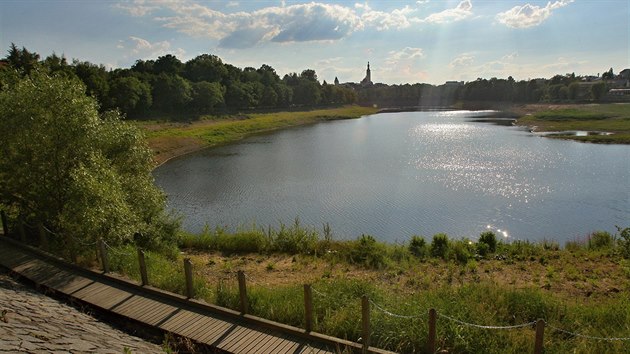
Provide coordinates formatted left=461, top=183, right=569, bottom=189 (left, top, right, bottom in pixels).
left=151, top=73, right=192, bottom=112
left=591, top=82, right=607, bottom=101
left=0, top=72, right=177, bottom=255
left=108, top=76, right=153, bottom=116
left=5, top=43, right=40, bottom=74
left=183, top=54, right=227, bottom=83
left=190, top=81, right=225, bottom=113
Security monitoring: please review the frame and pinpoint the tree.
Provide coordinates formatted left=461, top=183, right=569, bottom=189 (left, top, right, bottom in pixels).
left=602, top=68, right=614, bottom=80
left=153, top=54, right=183, bottom=75
left=108, top=76, right=153, bottom=116
left=591, top=82, right=607, bottom=101
left=183, top=54, right=227, bottom=83
left=151, top=73, right=192, bottom=112
left=5, top=43, right=40, bottom=74
left=191, top=81, right=224, bottom=113
left=0, top=72, right=177, bottom=255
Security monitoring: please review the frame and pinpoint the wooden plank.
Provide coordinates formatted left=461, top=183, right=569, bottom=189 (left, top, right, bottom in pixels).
left=72, top=282, right=110, bottom=299
left=247, top=331, right=289, bottom=354
left=221, top=326, right=268, bottom=352
left=139, top=303, right=180, bottom=326
left=201, top=321, right=238, bottom=344
left=159, top=309, right=194, bottom=332
left=192, top=316, right=234, bottom=343
left=231, top=327, right=273, bottom=353
left=274, top=335, right=301, bottom=354
left=119, top=297, right=163, bottom=320
left=81, top=284, right=125, bottom=305
left=214, top=325, right=252, bottom=350
left=168, top=311, right=207, bottom=335
left=243, top=330, right=280, bottom=354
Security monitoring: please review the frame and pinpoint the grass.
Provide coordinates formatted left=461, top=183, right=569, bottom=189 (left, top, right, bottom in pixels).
left=57, top=224, right=629, bottom=353
left=140, top=106, right=379, bottom=164
left=516, top=103, right=630, bottom=144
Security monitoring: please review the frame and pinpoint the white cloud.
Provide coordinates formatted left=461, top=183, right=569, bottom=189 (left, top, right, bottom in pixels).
left=119, top=36, right=186, bottom=60
left=449, top=53, right=475, bottom=68
left=496, top=0, right=574, bottom=29
left=117, top=0, right=425, bottom=49
left=423, top=0, right=473, bottom=24
left=226, top=1, right=239, bottom=8
left=387, top=47, right=425, bottom=63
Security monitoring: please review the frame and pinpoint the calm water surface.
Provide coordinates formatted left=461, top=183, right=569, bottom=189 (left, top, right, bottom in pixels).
left=154, top=111, right=630, bottom=244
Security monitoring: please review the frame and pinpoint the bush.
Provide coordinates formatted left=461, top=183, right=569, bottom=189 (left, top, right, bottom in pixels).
left=348, top=234, right=387, bottom=269
left=476, top=242, right=490, bottom=257
left=430, top=233, right=450, bottom=259
left=408, top=235, right=428, bottom=259
left=616, top=226, right=630, bottom=258
left=588, top=231, right=613, bottom=250
left=478, top=231, right=497, bottom=253
left=451, top=239, right=472, bottom=264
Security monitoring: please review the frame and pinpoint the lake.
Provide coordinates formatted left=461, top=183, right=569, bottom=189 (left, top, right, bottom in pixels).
left=154, top=111, right=630, bottom=244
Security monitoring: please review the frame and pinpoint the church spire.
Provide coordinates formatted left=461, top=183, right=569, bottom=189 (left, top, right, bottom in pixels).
left=361, top=61, right=372, bottom=86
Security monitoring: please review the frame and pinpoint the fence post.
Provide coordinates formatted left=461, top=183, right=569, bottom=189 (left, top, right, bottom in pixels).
left=1, top=211, right=8, bottom=236
left=184, top=258, right=194, bottom=299
left=238, top=270, right=248, bottom=314
left=304, top=284, right=313, bottom=332
left=98, top=239, right=109, bottom=273
left=137, top=249, right=148, bottom=286
left=361, top=295, right=370, bottom=354
left=37, top=223, right=48, bottom=250
left=534, top=319, right=545, bottom=354
left=428, top=308, right=437, bottom=354
left=18, top=217, right=26, bottom=243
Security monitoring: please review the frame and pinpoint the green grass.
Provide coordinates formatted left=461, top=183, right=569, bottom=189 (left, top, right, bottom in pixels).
left=98, top=226, right=630, bottom=353
left=516, top=104, right=630, bottom=143
left=146, top=106, right=379, bottom=144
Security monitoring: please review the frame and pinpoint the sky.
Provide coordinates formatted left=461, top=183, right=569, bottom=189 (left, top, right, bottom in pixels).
left=1, top=0, right=628, bottom=85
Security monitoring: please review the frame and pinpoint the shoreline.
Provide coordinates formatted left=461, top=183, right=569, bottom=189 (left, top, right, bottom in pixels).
left=144, top=106, right=380, bottom=167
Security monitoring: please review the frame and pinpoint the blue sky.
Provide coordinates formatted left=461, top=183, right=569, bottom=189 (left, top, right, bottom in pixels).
left=1, top=0, right=628, bottom=84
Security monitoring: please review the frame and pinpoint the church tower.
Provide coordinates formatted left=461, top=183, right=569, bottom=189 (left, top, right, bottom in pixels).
left=360, top=62, right=373, bottom=86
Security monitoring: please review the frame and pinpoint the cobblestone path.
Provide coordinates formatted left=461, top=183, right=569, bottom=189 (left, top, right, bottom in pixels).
left=0, top=273, right=164, bottom=353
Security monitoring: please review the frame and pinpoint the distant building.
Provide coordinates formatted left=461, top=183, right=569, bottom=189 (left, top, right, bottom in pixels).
left=619, top=69, right=630, bottom=80
left=444, top=81, right=464, bottom=87
left=360, top=62, right=373, bottom=87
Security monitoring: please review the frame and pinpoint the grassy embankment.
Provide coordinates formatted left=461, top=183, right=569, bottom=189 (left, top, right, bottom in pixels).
left=105, top=224, right=630, bottom=353
left=139, top=106, right=379, bottom=165
left=514, top=103, right=630, bottom=144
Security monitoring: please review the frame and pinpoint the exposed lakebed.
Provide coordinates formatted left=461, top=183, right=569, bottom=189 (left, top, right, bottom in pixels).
left=154, top=111, right=630, bottom=244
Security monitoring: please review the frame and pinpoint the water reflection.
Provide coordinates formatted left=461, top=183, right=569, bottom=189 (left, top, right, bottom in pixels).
left=154, top=111, right=630, bottom=244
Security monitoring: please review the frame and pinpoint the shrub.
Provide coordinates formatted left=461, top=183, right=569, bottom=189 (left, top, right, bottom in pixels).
left=588, top=231, right=613, bottom=250
left=408, top=235, right=428, bottom=259
left=616, top=226, right=630, bottom=258
left=478, top=231, right=497, bottom=253
left=476, top=242, right=490, bottom=257
left=430, top=233, right=450, bottom=259
left=451, top=239, right=472, bottom=264
left=348, top=234, right=387, bottom=269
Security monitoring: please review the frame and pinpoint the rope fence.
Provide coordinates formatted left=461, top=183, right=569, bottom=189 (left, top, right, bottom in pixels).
left=2, top=209, right=629, bottom=353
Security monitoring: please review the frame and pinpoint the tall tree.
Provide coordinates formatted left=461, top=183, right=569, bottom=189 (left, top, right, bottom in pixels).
left=0, top=73, right=177, bottom=254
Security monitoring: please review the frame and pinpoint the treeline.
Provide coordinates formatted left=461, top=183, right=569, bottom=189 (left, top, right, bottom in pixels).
left=0, top=44, right=357, bottom=119
left=357, top=73, right=613, bottom=108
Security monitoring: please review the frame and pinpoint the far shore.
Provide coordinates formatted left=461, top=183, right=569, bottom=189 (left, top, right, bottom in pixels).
left=140, top=102, right=630, bottom=167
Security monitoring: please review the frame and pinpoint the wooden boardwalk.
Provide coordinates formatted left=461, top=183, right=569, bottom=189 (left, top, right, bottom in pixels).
left=0, top=237, right=391, bottom=353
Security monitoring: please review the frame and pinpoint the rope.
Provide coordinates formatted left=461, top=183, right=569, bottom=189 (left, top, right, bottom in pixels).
left=40, top=224, right=97, bottom=247
left=437, top=312, right=537, bottom=330
left=369, top=300, right=424, bottom=319
left=311, top=287, right=331, bottom=299
left=103, top=241, right=136, bottom=256
left=547, top=324, right=630, bottom=341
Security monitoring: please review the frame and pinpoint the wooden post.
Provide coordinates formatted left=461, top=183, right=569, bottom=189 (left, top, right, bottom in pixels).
left=428, top=308, right=437, bottom=354
left=1, top=211, right=8, bottom=236
left=361, top=295, right=370, bottom=354
left=184, top=258, right=194, bottom=299
left=138, top=249, right=148, bottom=286
left=37, top=223, right=48, bottom=250
left=304, top=284, right=313, bottom=332
left=98, top=239, right=109, bottom=273
left=18, top=218, right=26, bottom=243
left=238, top=270, right=248, bottom=314
left=534, top=319, right=545, bottom=354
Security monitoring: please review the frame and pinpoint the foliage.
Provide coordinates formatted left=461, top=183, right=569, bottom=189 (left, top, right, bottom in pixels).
left=616, top=226, right=630, bottom=258
left=478, top=231, right=498, bottom=253
left=588, top=231, right=614, bottom=250
left=347, top=234, right=387, bottom=269
left=408, top=235, right=428, bottom=259
left=430, top=233, right=450, bottom=259
left=0, top=72, right=178, bottom=254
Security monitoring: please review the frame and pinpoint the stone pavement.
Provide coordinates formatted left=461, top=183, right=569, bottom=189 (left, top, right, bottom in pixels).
left=0, top=273, right=164, bottom=353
